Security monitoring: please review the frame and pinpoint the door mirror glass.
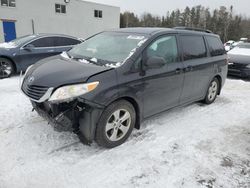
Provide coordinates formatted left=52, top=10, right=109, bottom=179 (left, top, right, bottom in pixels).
left=146, top=56, right=166, bottom=68
left=23, top=44, right=35, bottom=51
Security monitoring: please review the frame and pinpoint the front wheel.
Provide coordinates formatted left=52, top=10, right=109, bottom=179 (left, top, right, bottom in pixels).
left=95, top=100, right=136, bottom=148
left=0, top=58, right=14, bottom=78
left=203, top=77, right=219, bottom=104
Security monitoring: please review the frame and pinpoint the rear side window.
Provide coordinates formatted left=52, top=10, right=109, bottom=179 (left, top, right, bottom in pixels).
left=53, top=37, right=81, bottom=47
left=206, top=36, right=225, bottom=56
left=28, top=37, right=55, bottom=48
left=180, top=35, right=207, bottom=61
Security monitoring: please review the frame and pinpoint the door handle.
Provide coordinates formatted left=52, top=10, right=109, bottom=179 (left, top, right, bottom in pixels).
left=184, top=66, right=193, bottom=72
left=48, top=49, right=55, bottom=52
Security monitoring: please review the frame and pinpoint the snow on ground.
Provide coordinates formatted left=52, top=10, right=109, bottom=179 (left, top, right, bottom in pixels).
left=0, top=76, right=249, bottom=188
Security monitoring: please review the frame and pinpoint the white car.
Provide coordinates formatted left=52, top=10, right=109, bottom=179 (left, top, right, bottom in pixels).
left=224, top=40, right=235, bottom=51
left=227, top=43, right=250, bottom=77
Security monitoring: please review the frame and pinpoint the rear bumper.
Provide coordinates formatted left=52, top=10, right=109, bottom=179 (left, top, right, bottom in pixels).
left=31, top=99, right=104, bottom=144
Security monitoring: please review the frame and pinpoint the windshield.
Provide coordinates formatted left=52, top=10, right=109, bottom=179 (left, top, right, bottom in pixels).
left=237, top=43, right=250, bottom=49
left=10, top=35, right=37, bottom=46
left=68, top=32, right=148, bottom=66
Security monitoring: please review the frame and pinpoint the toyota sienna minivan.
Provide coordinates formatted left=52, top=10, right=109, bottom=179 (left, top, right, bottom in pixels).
left=21, top=27, right=228, bottom=148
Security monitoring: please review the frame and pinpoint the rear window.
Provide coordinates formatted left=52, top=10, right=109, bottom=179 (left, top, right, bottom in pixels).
left=180, top=35, right=207, bottom=61
left=206, top=36, right=225, bottom=56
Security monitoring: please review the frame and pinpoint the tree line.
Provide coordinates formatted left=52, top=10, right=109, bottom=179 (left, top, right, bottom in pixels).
left=120, top=5, right=250, bottom=42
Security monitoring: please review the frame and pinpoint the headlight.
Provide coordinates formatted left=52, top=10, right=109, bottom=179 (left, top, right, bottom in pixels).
left=246, top=64, right=250, bottom=69
left=24, top=65, right=34, bottom=77
left=49, top=81, right=99, bottom=102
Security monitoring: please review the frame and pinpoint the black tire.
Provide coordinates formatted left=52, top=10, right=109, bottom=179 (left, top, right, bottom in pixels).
left=0, top=57, right=14, bottom=78
left=95, top=100, right=136, bottom=148
left=203, top=77, right=219, bottom=104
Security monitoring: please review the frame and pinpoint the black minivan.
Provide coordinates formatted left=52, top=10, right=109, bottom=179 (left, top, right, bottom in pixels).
left=21, top=27, right=228, bottom=148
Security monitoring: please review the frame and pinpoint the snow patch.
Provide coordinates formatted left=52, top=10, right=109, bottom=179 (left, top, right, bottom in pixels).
left=60, top=51, right=71, bottom=60
left=0, top=42, right=17, bottom=49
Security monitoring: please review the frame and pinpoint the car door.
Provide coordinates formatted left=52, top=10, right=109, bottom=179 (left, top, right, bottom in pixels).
left=142, top=35, right=185, bottom=118
left=17, top=37, right=59, bottom=70
left=179, top=35, right=213, bottom=104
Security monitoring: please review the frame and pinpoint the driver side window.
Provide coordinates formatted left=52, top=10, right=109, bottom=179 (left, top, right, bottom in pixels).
left=146, top=35, right=178, bottom=64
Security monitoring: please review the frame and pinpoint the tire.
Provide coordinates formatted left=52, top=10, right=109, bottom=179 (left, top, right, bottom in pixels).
left=0, top=58, right=14, bottom=78
left=95, top=100, right=136, bottom=148
left=203, top=77, right=219, bottom=104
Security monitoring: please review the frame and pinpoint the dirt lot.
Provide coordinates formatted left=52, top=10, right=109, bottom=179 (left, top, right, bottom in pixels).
left=0, top=77, right=249, bottom=188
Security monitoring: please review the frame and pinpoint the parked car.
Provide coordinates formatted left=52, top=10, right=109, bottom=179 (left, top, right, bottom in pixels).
left=0, top=34, right=82, bottom=78
left=21, top=27, right=228, bottom=148
left=224, top=40, right=235, bottom=51
left=228, top=42, right=250, bottom=78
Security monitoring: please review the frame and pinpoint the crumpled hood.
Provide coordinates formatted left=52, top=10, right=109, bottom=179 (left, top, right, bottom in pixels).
left=24, top=55, right=113, bottom=88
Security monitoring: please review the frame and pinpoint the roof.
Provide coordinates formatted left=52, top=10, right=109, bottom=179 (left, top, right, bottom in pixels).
left=108, top=27, right=218, bottom=37
left=33, top=33, right=79, bottom=39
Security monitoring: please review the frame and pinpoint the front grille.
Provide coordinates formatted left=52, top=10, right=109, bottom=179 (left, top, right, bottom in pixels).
left=22, top=82, right=49, bottom=101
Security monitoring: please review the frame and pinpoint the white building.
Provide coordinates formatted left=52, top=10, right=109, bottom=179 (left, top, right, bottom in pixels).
left=0, top=0, right=120, bottom=42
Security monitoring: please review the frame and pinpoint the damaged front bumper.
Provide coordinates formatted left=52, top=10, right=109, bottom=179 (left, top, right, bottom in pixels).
left=31, top=98, right=104, bottom=144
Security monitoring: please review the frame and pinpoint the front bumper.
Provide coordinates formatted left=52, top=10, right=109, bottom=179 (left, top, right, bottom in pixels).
left=32, top=99, right=104, bottom=144
left=228, top=64, right=250, bottom=78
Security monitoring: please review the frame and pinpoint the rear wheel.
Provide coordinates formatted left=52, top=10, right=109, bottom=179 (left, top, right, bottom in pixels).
left=95, top=100, right=136, bottom=148
left=203, top=77, right=219, bottom=104
left=0, top=58, right=14, bottom=78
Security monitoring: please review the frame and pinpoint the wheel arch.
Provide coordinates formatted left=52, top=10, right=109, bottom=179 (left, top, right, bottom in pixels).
left=0, top=56, right=17, bottom=73
left=214, top=75, right=222, bottom=95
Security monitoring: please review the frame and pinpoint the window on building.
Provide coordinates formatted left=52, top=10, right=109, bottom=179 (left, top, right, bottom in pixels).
left=55, top=4, right=66, bottom=14
left=1, top=0, right=16, bottom=7
left=94, top=10, right=103, bottom=18
left=206, top=36, right=225, bottom=56
left=180, top=35, right=207, bottom=61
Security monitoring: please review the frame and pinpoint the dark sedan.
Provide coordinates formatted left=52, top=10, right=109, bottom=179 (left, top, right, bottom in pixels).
left=228, top=43, right=250, bottom=78
left=0, top=34, right=82, bottom=78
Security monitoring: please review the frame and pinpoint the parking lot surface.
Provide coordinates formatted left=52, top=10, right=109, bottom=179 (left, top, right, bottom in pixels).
left=0, top=77, right=249, bottom=188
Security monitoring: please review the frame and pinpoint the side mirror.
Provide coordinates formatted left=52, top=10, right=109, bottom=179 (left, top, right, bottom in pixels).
left=23, top=44, right=35, bottom=51
left=145, top=56, right=166, bottom=69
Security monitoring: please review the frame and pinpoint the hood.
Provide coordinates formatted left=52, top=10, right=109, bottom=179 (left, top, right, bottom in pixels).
left=0, top=45, right=18, bottom=55
left=228, top=48, right=250, bottom=64
left=24, top=55, right=113, bottom=88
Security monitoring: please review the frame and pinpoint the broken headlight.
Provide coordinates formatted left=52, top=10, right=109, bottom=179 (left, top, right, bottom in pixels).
left=49, top=81, right=99, bottom=102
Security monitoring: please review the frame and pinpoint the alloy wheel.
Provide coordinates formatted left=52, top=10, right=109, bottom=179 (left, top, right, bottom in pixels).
left=207, top=81, right=218, bottom=101
left=0, top=60, right=12, bottom=78
left=105, top=109, right=132, bottom=142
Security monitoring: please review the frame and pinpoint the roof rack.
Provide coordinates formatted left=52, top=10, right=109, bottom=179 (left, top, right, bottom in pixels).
left=174, top=27, right=213, bottom=33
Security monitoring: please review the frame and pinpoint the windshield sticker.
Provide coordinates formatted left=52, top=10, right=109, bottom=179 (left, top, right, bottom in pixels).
left=86, top=48, right=97, bottom=53
left=127, top=35, right=145, bottom=40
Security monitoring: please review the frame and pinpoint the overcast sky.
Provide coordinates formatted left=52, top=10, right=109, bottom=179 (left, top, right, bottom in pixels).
left=86, top=0, right=250, bottom=17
